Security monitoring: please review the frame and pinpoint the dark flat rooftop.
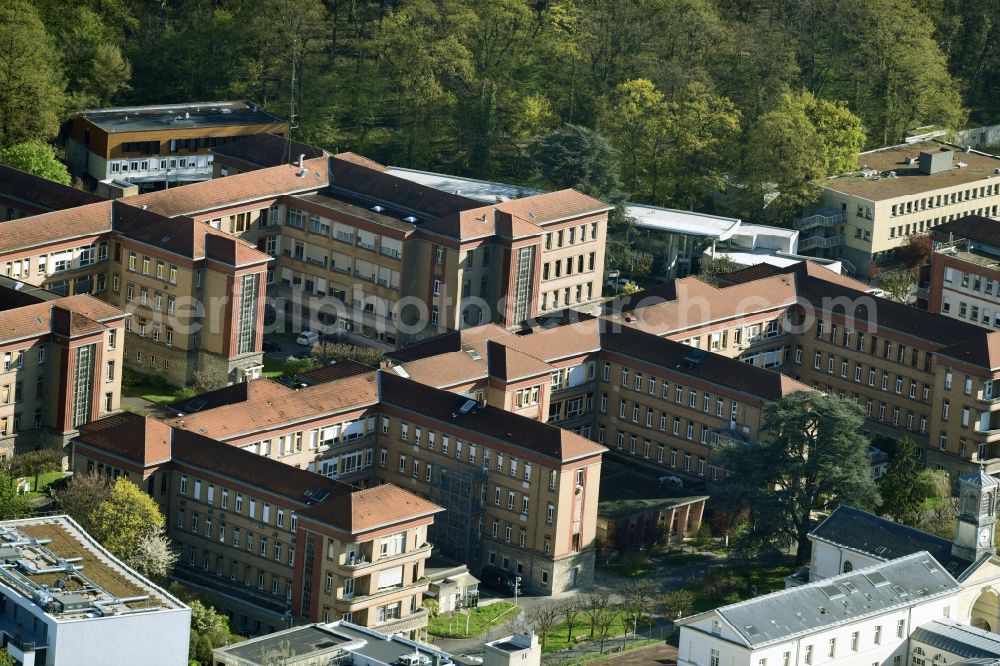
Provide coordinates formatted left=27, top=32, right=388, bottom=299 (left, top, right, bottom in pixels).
left=78, top=101, right=285, bottom=133
left=598, top=457, right=708, bottom=519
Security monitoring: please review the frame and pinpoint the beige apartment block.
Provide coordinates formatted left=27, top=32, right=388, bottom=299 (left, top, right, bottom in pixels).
left=71, top=412, right=441, bottom=637
left=796, top=141, right=1000, bottom=274
left=0, top=281, right=127, bottom=458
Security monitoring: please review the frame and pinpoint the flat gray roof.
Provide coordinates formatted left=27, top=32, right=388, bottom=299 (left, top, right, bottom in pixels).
left=385, top=166, right=743, bottom=239
left=216, top=622, right=454, bottom=666
left=78, top=101, right=285, bottom=133
left=221, top=625, right=353, bottom=662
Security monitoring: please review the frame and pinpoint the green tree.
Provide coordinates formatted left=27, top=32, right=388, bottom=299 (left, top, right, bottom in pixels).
left=188, top=599, right=237, bottom=665
left=0, top=470, right=31, bottom=520
left=0, top=1, right=65, bottom=146
left=53, top=472, right=110, bottom=534
left=88, top=43, right=132, bottom=106
left=598, top=79, right=670, bottom=203
left=0, top=142, right=71, bottom=185
left=89, top=477, right=165, bottom=560
left=737, top=103, right=826, bottom=222
left=9, top=448, right=63, bottom=491
left=698, top=255, right=743, bottom=282
left=878, top=437, right=923, bottom=525
left=662, top=589, right=695, bottom=621
left=718, top=391, right=880, bottom=563
left=878, top=267, right=919, bottom=303
left=533, top=124, right=623, bottom=201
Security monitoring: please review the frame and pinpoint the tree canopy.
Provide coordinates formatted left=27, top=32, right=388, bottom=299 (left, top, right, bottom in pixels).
left=0, top=0, right=994, bottom=223
left=878, top=437, right=924, bottom=526
left=718, top=391, right=879, bottom=563
left=88, top=477, right=166, bottom=561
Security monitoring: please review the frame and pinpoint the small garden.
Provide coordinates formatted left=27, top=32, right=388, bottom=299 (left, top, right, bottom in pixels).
left=426, top=601, right=518, bottom=638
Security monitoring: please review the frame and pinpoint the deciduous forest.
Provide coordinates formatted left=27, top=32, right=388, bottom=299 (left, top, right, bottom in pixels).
left=2, top=0, right=999, bottom=219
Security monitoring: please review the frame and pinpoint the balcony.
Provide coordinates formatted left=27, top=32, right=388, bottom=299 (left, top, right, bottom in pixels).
left=798, top=234, right=845, bottom=251
left=340, top=577, right=430, bottom=608
left=794, top=210, right=847, bottom=230
left=337, top=541, right=433, bottom=573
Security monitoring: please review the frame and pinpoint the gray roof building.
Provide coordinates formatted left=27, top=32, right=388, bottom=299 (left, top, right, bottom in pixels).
left=697, top=551, right=961, bottom=648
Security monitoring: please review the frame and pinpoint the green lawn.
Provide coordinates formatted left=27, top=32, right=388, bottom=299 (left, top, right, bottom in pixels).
left=124, top=383, right=181, bottom=405
left=23, top=470, right=70, bottom=499
left=427, top=602, right=518, bottom=638
left=542, top=611, right=648, bottom=653
left=262, top=356, right=284, bottom=378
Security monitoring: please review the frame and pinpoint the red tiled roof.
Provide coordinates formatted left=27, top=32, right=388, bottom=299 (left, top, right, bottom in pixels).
left=77, top=412, right=440, bottom=534
left=299, top=484, right=442, bottom=533
left=378, top=372, right=605, bottom=462
left=0, top=295, right=123, bottom=343
left=332, top=152, right=387, bottom=172
left=496, top=189, right=612, bottom=225
left=169, top=374, right=380, bottom=440
left=0, top=201, right=113, bottom=253
left=126, top=157, right=330, bottom=217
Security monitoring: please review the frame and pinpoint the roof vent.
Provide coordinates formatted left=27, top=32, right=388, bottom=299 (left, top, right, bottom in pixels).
left=297, top=153, right=305, bottom=168
left=297, top=169, right=307, bottom=178
left=185, top=112, right=190, bottom=119
left=404, top=216, right=418, bottom=224
left=372, top=205, right=385, bottom=213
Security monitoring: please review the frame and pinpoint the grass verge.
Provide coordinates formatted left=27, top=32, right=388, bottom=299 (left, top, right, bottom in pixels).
left=426, top=601, right=518, bottom=638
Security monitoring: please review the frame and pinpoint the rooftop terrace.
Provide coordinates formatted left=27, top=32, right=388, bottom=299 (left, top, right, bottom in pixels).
left=0, top=516, right=185, bottom=620
left=825, top=141, right=1000, bottom=201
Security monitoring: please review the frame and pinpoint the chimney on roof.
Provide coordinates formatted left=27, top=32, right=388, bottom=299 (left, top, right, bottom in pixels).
left=297, top=154, right=305, bottom=168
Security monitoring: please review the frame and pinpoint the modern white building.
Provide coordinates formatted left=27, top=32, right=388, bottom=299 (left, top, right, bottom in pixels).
left=385, top=167, right=800, bottom=281
left=0, top=515, right=190, bottom=666
left=484, top=632, right=541, bottom=666
left=677, top=552, right=961, bottom=666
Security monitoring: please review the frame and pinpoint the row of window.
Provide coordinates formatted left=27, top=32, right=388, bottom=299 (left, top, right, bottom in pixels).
left=391, top=417, right=548, bottom=487
left=942, top=298, right=1000, bottom=329
left=179, top=474, right=296, bottom=531
left=809, top=350, right=931, bottom=402
left=178, top=510, right=295, bottom=565
left=542, top=253, right=597, bottom=281
left=612, top=428, right=713, bottom=478
left=4, top=242, right=108, bottom=279
left=109, top=156, right=208, bottom=174
left=544, top=223, right=600, bottom=250
left=124, top=252, right=180, bottom=284
left=604, top=365, right=744, bottom=424
left=242, top=417, right=377, bottom=461
left=890, top=183, right=1000, bottom=217
left=887, top=208, right=999, bottom=238
left=183, top=544, right=293, bottom=601
left=540, top=282, right=596, bottom=310
left=815, top=320, right=932, bottom=373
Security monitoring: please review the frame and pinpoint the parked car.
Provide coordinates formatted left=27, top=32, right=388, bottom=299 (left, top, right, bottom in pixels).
left=606, top=277, right=637, bottom=289
left=296, top=331, right=319, bottom=346
left=479, top=565, right=519, bottom=594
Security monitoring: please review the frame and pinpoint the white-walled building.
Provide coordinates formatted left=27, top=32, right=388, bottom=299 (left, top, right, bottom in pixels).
left=806, top=468, right=1000, bottom=633
left=677, top=552, right=961, bottom=666
left=484, top=632, right=541, bottom=666
left=0, top=515, right=190, bottom=666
